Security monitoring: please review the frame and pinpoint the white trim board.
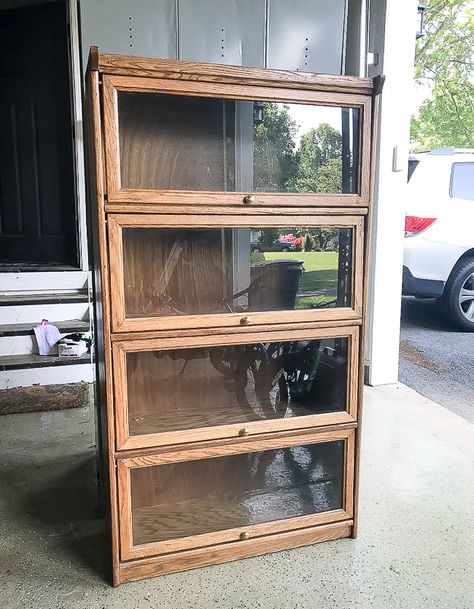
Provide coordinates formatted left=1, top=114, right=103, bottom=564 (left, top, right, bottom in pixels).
left=1, top=303, right=90, bottom=324
left=0, top=363, right=94, bottom=389
left=0, top=271, right=90, bottom=292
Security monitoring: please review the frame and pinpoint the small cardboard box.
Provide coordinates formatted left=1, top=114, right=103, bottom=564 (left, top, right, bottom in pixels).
left=58, top=339, right=88, bottom=357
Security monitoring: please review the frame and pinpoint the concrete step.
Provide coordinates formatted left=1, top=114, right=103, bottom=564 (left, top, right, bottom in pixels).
left=0, top=302, right=90, bottom=324
left=0, top=320, right=91, bottom=356
left=0, top=319, right=90, bottom=337
left=0, top=361, right=94, bottom=390
left=0, top=352, right=91, bottom=371
left=0, top=291, right=90, bottom=323
left=0, top=351, right=94, bottom=390
left=0, top=291, right=89, bottom=306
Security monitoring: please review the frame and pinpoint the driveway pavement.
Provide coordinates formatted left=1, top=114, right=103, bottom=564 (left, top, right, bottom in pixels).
left=399, top=296, right=474, bottom=423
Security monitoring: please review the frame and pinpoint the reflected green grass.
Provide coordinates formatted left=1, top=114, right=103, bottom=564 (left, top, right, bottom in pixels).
left=250, top=251, right=339, bottom=294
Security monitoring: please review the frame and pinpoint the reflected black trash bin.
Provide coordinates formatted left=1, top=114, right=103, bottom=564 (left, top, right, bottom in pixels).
left=249, top=259, right=304, bottom=311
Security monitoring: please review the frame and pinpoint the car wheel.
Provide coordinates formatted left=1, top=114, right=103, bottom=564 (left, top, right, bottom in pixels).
left=251, top=247, right=260, bottom=253
left=282, top=247, right=289, bottom=252
left=441, top=257, right=474, bottom=331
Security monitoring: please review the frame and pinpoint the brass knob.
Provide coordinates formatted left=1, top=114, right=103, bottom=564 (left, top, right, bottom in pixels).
left=240, top=316, right=251, bottom=325
left=239, top=532, right=250, bottom=541
left=243, top=194, right=255, bottom=204
left=239, top=428, right=250, bottom=437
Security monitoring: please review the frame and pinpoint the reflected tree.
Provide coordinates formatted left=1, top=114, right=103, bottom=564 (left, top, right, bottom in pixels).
left=291, top=124, right=343, bottom=193
left=253, top=103, right=298, bottom=191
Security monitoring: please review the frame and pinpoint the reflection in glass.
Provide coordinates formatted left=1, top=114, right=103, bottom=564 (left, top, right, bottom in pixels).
left=122, top=227, right=352, bottom=317
left=118, top=92, right=360, bottom=194
left=130, top=440, right=344, bottom=545
left=127, top=338, right=348, bottom=436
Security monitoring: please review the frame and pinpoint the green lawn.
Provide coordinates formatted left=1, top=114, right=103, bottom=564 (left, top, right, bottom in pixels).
left=251, top=251, right=339, bottom=308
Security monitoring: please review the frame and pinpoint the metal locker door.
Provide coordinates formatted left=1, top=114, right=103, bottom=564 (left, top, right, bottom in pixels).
left=178, top=0, right=266, bottom=67
left=266, top=0, right=347, bottom=73
left=80, top=0, right=177, bottom=69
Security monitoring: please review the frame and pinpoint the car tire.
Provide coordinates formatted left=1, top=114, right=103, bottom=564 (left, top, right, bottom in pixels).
left=441, top=257, right=474, bottom=331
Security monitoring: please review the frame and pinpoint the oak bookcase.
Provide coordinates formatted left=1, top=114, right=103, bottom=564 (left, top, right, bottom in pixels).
left=86, top=46, right=381, bottom=585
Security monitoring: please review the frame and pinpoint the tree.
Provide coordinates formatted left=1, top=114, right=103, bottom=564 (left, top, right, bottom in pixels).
left=253, top=103, right=298, bottom=191
left=292, top=124, right=342, bottom=192
left=318, top=158, right=343, bottom=194
left=259, top=228, right=279, bottom=250
left=313, top=229, right=339, bottom=252
left=304, top=233, right=316, bottom=251
left=411, top=0, right=474, bottom=150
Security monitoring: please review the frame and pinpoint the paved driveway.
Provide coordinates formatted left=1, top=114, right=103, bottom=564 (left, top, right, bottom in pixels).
left=399, top=296, right=474, bottom=423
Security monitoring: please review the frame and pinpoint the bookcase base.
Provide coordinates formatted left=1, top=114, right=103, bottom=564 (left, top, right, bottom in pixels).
left=117, top=520, right=353, bottom=585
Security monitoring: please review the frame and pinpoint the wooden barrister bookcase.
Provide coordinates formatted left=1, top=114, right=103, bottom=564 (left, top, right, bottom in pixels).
left=86, top=47, right=381, bottom=586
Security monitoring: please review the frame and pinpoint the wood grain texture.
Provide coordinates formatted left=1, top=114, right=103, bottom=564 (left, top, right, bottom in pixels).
left=97, top=51, right=373, bottom=95
left=87, top=69, right=121, bottom=586
left=116, top=431, right=353, bottom=560
left=128, top=442, right=344, bottom=547
left=107, top=191, right=367, bottom=207
left=351, top=90, right=381, bottom=539
left=106, top=214, right=364, bottom=334
left=105, top=203, right=368, bottom=215
left=117, top=412, right=355, bottom=453
left=115, top=422, right=357, bottom=461
left=107, top=213, right=364, bottom=227
left=124, top=509, right=351, bottom=560
left=119, top=93, right=232, bottom=191
left=101, top=73, right=372, bottom=206
left=103, top=78, right=120, bottom=194
left=359, top=99, right=373, bottom=207
left=86, top=49, right=379, bottom=584
left=119, top=427, right=355, bottom=468
left=105, top=74, right=369, bottom=106
left=117, top=520, right=352, bottom=583
left=112, top=326, right=359, bottom=450
left=111, top=318, right=362, bottom=342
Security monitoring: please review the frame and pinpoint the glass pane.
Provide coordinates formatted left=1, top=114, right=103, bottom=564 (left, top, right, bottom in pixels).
left=118, top=92, right=360, bottom=194
left=130, top=440, right=344, bottom=545
left=450, top=162, right=474, bottom=200
left=122, top=227, right=353, bottom=317
left=127, top=337, right=348, bottom=436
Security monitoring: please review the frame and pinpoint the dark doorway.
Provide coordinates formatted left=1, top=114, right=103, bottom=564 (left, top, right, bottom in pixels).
left=0, top=1, right=78, bottom=267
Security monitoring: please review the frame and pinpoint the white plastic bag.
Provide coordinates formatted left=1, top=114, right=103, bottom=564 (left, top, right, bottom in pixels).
left=33, top=319, right=61, bottom=356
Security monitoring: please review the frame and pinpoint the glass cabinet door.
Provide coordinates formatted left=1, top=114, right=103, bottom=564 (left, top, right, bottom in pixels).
left=108, top=215, right=363, bottom=332
left=118, top=94, right=360, bottom=194
left=103, top=76, right=371, bottom=206
left=118, top=429, right=354, bottom=559
left=113, top=327, right=358, bottom=450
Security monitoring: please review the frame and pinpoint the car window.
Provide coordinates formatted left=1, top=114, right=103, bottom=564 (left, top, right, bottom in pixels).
left=450, top=162, right=474, bottom=200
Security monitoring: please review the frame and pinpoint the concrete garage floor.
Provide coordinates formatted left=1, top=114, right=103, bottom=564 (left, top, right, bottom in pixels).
left=1, top=384, right=473, bottom=609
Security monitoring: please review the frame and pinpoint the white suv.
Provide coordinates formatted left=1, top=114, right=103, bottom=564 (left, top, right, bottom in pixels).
left=403, top=149, right=474, bottom=331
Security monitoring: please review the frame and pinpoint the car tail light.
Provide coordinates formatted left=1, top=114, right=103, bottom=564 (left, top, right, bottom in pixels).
left=404, top=215, right=437, bottom=237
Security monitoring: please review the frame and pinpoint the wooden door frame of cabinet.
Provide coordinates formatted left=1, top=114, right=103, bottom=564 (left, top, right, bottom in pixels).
left=86, top=69, right=121, bottom=585
left=351, top=80, right=384, bottom=539
left=101, top=73, right=372, bottom=208
left=117, top=520, right=352, bottom=582
left=112, top=325, right=359, bottom=450
left=117, top=427, right=355, bottom=561
left=92, top=49, right=373, bottom=96
left=106, top=213, right=364, bottom=333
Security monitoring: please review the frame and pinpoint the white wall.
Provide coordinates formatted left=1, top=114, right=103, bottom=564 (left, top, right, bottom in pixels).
left=365, top=0, right=417, bottom=385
